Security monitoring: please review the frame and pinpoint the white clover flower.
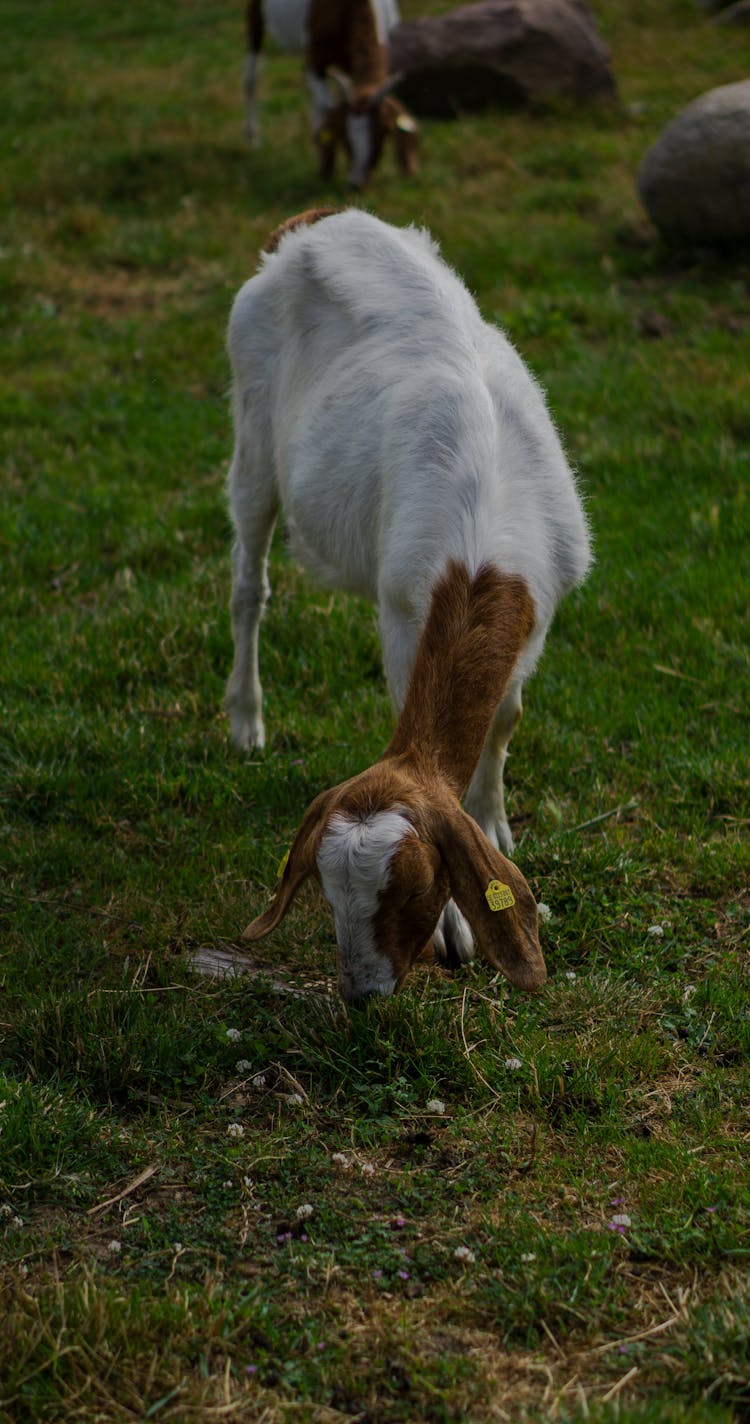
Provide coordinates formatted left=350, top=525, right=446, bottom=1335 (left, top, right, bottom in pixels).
left=18, top=1263, right=28, bottom=1277
left=107, top=1239, right=122, bottom=1254
left=286, top=1093, right=304, bottom=1106
left=564, top=971, right=577, bottom=982
left=251, top=1074, right=267, bottom=1091
left=0, top=1204, right=12, bottom=1217
left=243, top=1175, right=253, bottom=1188
left=536, top=902, right=553, bottom=923
left=236, top=1059, right=253, bottom=1073
left=454, top=1245, right=476, bottom=1264
left=227, top=1122, right=245, bottom=1139
left=226, top=1028, right=242, bottom=1041
left=521, top=1252, right=537, bottom=1262
left=173, top=1242, right=183, bottom=1252
left=611, top=1213, right=631, bottom=1228
left=11, top=1216, right=24, bottom=1229
left=426, top=1099, right=446, bottom=1115
left=223, top=1179, right=234, bottom=1189
left=296, top=1203, right=314, bottom=1220
left=647, top=925, right=664, bottom=938
left=360, top=1162, right=375, bottom=1176
left=682, top=984, right=697, bottom=1004
left=504, top=1057, right=523, bottom=1071
left=331, top=1152, right=349, bottom=1168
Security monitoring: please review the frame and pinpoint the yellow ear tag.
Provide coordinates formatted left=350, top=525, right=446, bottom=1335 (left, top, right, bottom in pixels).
left=277, top=848, right=290, bottom=880
left=485, top=879, right=515, bottom=911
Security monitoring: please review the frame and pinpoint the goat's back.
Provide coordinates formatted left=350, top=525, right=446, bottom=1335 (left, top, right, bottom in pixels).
left=227, top=210, right=591, bottom=619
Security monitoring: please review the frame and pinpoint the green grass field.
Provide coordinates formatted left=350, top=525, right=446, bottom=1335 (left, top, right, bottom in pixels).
left=1, top=0, right=748, bottom=1419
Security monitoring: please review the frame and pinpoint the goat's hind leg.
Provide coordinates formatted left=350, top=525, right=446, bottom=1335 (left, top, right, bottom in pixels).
left=225, top=451, right=278, bottom=752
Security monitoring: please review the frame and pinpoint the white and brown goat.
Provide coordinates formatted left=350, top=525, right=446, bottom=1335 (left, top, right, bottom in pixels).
left=225, top=208, right=592, bottom=1001
left=244, top=0, right=418, bottom=187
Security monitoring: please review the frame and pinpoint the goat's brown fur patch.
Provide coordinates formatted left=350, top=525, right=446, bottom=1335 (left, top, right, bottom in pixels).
left=262, top=208, right=341, bottom=256
left=308, top=0, right=386, bottom=93
left=386, top=561, right=536, bottom=797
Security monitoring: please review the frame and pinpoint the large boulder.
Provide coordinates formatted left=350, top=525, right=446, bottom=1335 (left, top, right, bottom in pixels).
left=388, top=0, right=616, bottom=118
left=637, top=80, right=750, bottom=244
left=713, top=1, right=750, bottom=21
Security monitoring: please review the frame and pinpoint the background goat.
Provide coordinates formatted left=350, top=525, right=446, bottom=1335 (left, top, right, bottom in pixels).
left=225, top=208, right=592, bottom=1001
left=245, top=0, right=418, bottom=187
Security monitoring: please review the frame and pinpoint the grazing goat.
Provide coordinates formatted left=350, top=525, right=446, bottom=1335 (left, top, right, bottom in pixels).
left=225, top=208, right=592, bottom=1002
left=244, top=0, right=418, bottom=187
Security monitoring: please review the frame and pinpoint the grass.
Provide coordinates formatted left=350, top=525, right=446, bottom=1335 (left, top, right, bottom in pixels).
left=1, top=0, right=748, bottom=1418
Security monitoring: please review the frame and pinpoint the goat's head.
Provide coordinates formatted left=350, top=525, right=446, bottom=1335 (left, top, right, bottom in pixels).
left=242, top=757, right=545, bottom=1003
left=321, top=70, right=419, bottom=189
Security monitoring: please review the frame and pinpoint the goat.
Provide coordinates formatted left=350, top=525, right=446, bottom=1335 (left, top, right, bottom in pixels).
left=225, top=208, right=592, bottom=1001
left=244, top=0, right=418, bottom=187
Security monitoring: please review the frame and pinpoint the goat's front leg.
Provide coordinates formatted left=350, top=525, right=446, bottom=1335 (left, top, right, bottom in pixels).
left=464, top=683, right=524, bottom=855
left=244, top=0, right=264, bottom=143
left=306, top=69, right=337, bottom=179
left=225, top=490, right=277, bottom=752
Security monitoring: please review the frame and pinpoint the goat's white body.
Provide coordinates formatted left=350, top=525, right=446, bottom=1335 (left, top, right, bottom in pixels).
left=258, top=0, right=399, bottom=53
left=226, top=210, right=591, bottom=870
left=263, top=0, right=308, bottom=52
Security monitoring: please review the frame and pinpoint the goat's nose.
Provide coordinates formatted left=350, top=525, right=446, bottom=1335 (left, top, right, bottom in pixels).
left=340, top=976, right=395, bottom=1004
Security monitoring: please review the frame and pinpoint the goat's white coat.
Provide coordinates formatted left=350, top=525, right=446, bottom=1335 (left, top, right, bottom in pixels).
left=258, top=0, right=399, bottom=52
left=317, top=809, right=413, bottom=999
left=226, top=210, right=592, bottom=988
left=227, top=211, right=590, bottom=819
left=263, top=0, right=308, bottom=52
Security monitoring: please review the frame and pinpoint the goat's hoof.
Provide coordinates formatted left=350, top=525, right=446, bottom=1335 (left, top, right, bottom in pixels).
left=496, top=819, right=514, bottom=857
left=433, top=901, right=475, bottom=969
left=228, top=711, right=266, bottom=753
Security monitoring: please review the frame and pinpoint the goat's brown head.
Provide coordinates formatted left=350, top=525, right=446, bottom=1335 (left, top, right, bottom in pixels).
left=319, top=70, right=419, bottom=188
left=243, top=757, right=545, bottom=1003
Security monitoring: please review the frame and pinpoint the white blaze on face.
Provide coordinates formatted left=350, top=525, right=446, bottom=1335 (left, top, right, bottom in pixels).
left=317, top=809, right=413, bottom=1000
left=345, top=112, right=373, bottom=188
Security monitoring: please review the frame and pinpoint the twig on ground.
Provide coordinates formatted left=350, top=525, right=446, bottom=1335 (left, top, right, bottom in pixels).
left=86, top=1164, right=159, bottom=1216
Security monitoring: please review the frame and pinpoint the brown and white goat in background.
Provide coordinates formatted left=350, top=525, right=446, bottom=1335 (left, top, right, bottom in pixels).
left=244, top=0, right=418, bottom=187
left=225, top=208, right=592, bottom=1002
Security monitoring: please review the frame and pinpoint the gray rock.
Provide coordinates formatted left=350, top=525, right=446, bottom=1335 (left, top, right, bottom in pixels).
left=637, top=80, right=750, bottom=243
left=388, top=0, right=616, bottom=118
left=713, top=0, right=750, bottom=21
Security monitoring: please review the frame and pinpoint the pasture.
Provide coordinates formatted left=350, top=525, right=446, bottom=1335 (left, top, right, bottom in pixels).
left=0, top=0, right=748, bottom=1419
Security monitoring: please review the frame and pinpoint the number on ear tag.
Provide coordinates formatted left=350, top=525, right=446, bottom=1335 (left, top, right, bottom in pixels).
left=277, top=848, right=290, bottom=880
left=485, top=879, right=515, bottom=911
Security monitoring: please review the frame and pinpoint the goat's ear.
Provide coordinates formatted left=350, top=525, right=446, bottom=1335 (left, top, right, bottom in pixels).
left=432, top=801, right=546, bottom=991
left=242, top=788, right=335, bottom=942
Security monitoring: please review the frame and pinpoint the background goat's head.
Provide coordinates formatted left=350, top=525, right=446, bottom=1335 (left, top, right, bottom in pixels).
left=243, top=759, right=545, bottom=1002
left=319, top=71, right=419, bottom=188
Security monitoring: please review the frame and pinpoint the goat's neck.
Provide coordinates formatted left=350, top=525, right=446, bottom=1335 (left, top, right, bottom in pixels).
left=384, top=560, right=536, bottom=798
